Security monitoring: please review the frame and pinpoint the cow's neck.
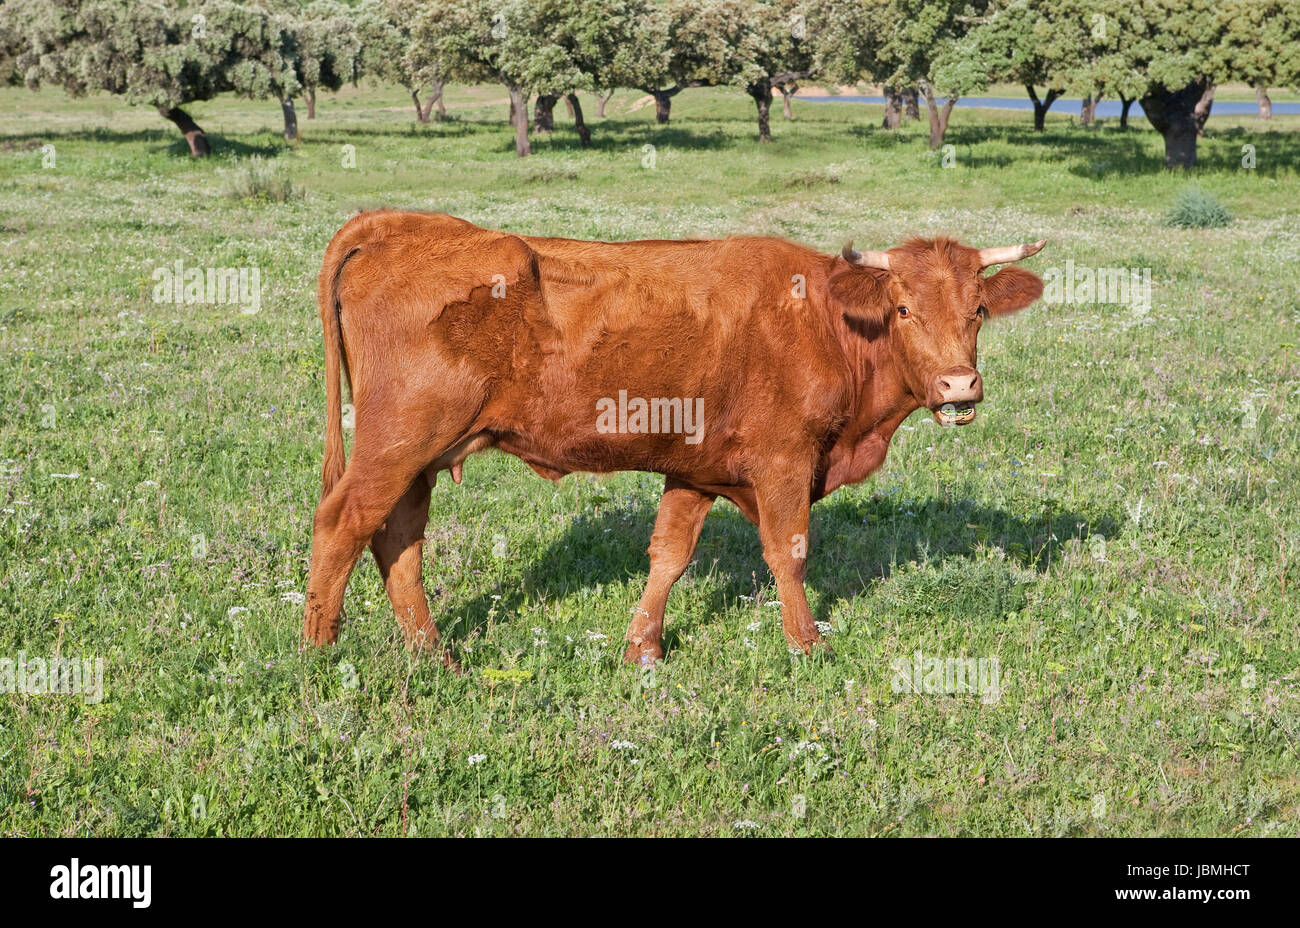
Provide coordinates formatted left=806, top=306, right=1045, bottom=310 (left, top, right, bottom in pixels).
left=818, top=316, right=919, bottom=498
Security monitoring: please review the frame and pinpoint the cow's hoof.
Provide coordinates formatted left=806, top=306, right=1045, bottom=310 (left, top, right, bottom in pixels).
left=789, top=635, right=832, bottom=658
left=623, top=641, right=663, bottom=665
left=436, top=650, right=463, bottom=675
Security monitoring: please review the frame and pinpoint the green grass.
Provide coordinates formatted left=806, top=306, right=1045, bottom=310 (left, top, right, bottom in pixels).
left=1, top=81, right=1298, bottom=837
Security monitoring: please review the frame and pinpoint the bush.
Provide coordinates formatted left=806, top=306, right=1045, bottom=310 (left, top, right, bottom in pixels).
left=221, top=157, right=300, bottom=203
left=783, top=169, right=840, bottom=188
left=1164, top=187, right=1231, bottom=228
left=521, top=165, right=579, bottom=184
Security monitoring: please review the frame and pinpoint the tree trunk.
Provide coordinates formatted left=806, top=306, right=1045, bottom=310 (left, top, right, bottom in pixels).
left=882, top=85, right=902, bottom=129
left=1256, top=85, right=1272, bottom=121
left=563, top=95, right=574, bottom=118
left=596, top=89, right=614, bottom=117
left=1193, top=84, right=1214, bottom=136
left=280, top=98, right=298, bottom=141
left=430, top=78, right=446, bottom=120
left=534, top=93, right=558, bottom=132
left=566, top=92, right=591, bottom=147
left=1027, top=85, right=1059, bottom=131
left=749, top=82, right=773, bottom=142
left=779, top=84, right=796, bottom=119
left=1080, top=94, right=1099, bottom=126
left=306, top=88, right=316, bottom=119
left=1119, top=95, right=1133, bottom=129
left=412, top=89, right=436, bottom=124
left=156, top=105, right=210, bottom=157
left=919, top=82, right=956, bottom=149
left=903, top=87, right=920, bottom=121
left=650, top=89, right=674, bottom=124
left=1141, top=79, right=1214, bottom=169
left=507, top=84, right=531, bottom=157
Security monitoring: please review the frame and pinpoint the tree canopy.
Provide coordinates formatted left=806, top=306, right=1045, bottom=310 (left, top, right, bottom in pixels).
left=2, top=0, right=1297, bottom=165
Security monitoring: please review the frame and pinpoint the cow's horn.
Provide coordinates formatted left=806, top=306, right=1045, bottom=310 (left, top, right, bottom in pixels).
left=977, top=239, right=1046, bottom=267
left=842, top=241, right=891, bottom=271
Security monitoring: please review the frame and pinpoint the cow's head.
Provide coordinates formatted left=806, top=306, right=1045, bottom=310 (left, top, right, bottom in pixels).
left=835, top=237, right=1045, bottom=425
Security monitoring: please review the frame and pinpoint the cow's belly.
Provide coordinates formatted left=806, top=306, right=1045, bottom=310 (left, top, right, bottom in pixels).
left=490, top=428, right=740, bottom=487
left=474, top=431, right=759, bottom=523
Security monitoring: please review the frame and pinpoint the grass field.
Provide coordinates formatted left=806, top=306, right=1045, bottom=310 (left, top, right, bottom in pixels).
left=1, top=80, right=1298, bottom=837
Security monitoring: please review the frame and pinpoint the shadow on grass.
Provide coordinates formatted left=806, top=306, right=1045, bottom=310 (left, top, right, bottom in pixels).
left=0, top=116, right=744, bottom=159
left=0, top=126, right=288, bottom=159
left=1044, top=125, right=1300, bottom=178
left=295, top=120, right=486, bottom=145
left=0, top=122, right=479, bottom=157
left=11, top=112, right=1296, bottom=177
left=839, top=122, right=1300, bottom=177
left=529, top=121, right=739, bottom=155
left=442, top=488, right=1118, bottom=660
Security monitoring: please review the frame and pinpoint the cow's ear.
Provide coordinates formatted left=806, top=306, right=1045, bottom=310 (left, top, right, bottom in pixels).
left=828, top=265, right=890, bottom=336
left=982, top=265, right=1043, bottom=317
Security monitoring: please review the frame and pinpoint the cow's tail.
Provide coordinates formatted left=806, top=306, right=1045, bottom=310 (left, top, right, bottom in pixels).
left=317, top=232, right=362, bottom=499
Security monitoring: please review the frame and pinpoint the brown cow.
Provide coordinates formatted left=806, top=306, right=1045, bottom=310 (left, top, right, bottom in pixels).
left=302, top=210, right=1045, bottom=666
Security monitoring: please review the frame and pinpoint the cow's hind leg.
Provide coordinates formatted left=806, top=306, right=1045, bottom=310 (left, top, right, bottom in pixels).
left=369, top=476, right=457, bottom=668
left=303, top=365, right=488, bottom=650
left=303, top=443, right=445, bottom=650
left=623, top=478, right=715, bottom=664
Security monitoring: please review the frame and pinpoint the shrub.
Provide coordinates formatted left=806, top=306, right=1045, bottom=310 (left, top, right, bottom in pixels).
left=221, top=157, right=300, bottom=203
left=783, top=169, right=839, bottom=188
left=1165, top=187, right=1231, bottom=228
left=521, top=164, right=579, bottom=184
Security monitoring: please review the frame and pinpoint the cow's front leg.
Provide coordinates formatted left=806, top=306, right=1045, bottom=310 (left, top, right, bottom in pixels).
left=623, top=478, right=716, bottom=664
left=754, top=471, right=823, bottom=653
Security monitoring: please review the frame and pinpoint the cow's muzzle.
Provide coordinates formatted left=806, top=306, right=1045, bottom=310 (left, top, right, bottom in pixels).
left=930, top=367, right=983, bottom=426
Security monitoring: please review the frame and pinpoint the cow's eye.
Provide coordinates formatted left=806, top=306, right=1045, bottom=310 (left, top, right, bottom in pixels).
left=897, top=306, right=909, bottom=317
left=977, top=304, right=988, bottom=319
